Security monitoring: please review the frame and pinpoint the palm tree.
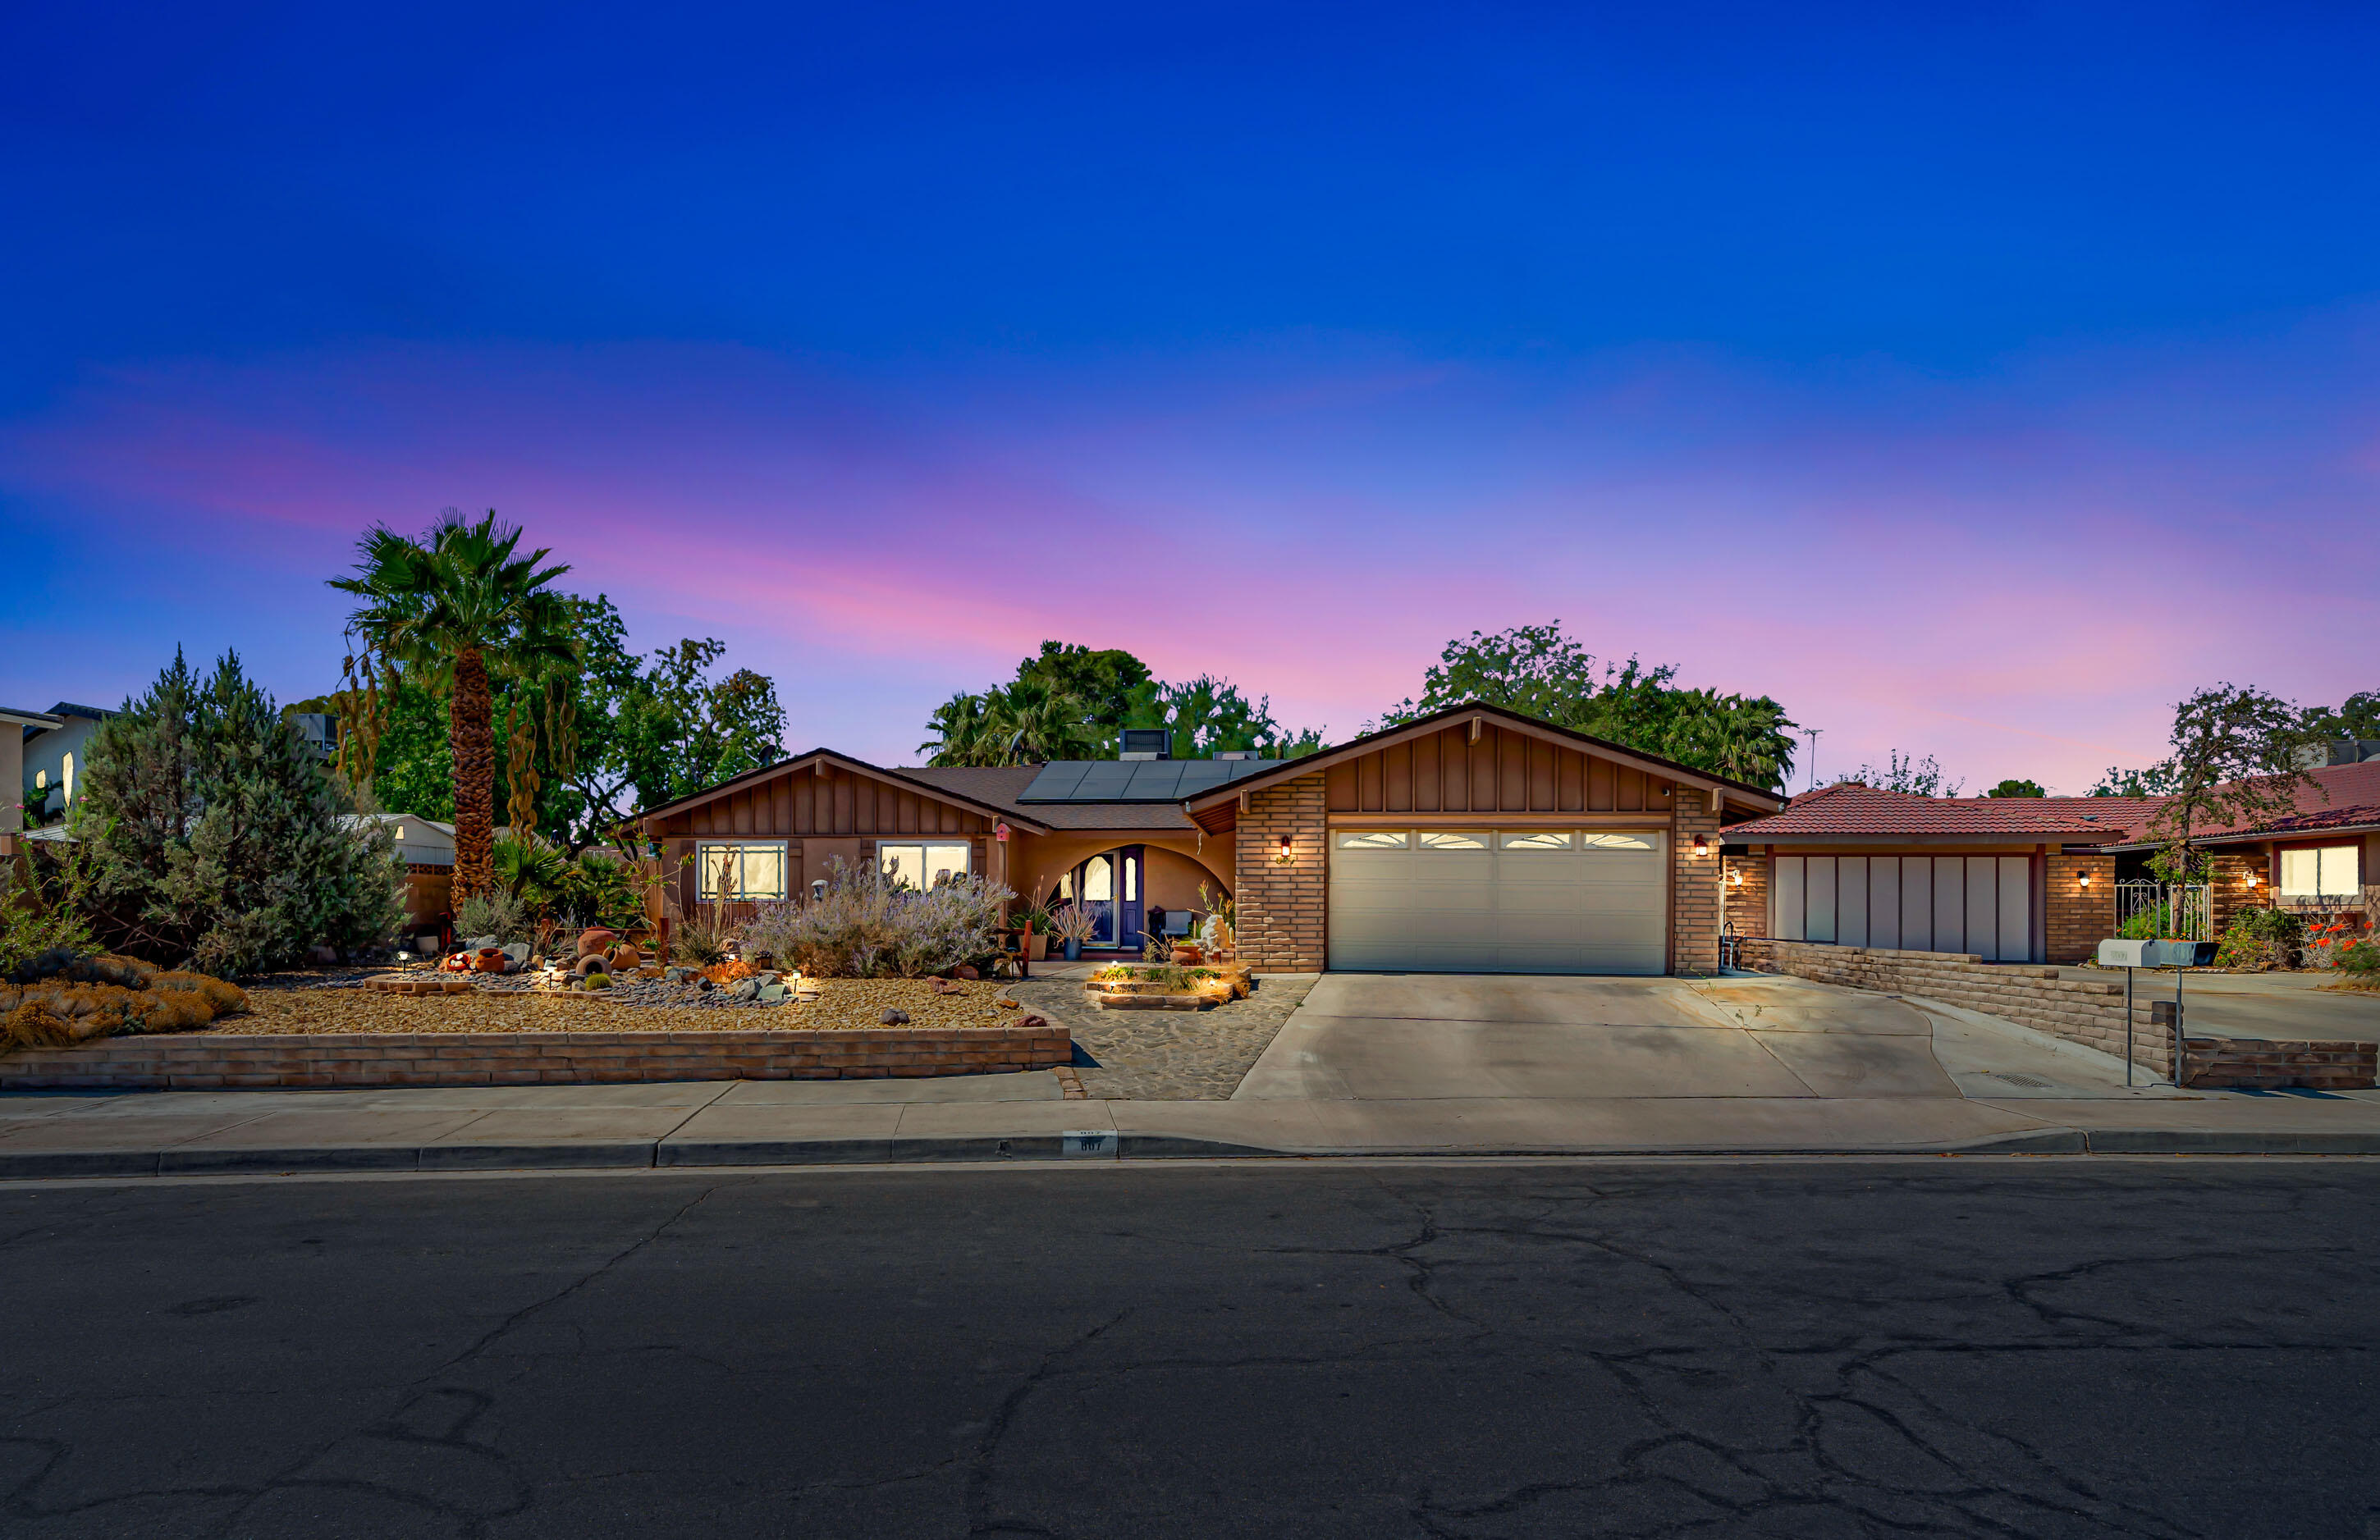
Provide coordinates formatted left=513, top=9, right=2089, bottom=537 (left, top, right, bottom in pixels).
left=920, top=691, right=1000, bottom=766
left=987, top=679, right=1097, bottom=763
left=332, top=511, right=578, bottom=899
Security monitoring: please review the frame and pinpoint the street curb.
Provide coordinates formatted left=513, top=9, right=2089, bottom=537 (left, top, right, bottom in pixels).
left=10, top=1128, right=2380, bottom=1177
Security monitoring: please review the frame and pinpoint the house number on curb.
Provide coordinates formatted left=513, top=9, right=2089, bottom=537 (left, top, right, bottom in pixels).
left=1061, top=1131, right=1114, bottom=1157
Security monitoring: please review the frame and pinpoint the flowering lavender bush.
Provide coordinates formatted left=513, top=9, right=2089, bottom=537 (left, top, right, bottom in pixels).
left=742, top=859, right=1014, bottom=978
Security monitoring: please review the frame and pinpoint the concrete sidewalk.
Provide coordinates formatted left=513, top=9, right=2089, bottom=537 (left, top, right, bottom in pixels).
left=5, top=1068, right=2378, bottom=1176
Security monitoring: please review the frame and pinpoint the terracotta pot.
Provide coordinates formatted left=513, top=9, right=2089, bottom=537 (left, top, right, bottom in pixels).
left=577, top=928, right=618, bottom=958
left=473, top=948, right=507, bottom=973
left=574, top=954, right=610, bottom=978
left=609, top=944, right=643, bottom=971
left=1170, top=945, right=1203, bottom=966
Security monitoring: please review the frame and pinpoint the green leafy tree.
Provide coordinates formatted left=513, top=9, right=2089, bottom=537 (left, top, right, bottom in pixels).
left=1850, top=752, right=1964, bottom=797
left=1378, top=623, right=1797, bottom=791
left=2301, top=690, right=2380, bottom=743
left=921, top=646, right=1324, bottom=765
left=57, top=650, right=405, bottom=975
left=1984, top=778, right=2047, bottom=798
left=331, top=511, right=579, bottom=899
left=2089, top=763, right=2177, bottom=797
left=2144, top=683, right=2322, bottom=880
left=1014, top=642, right=1154, bottom=733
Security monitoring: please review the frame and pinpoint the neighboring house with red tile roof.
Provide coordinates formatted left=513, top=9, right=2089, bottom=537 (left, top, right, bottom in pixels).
left=1718, top=758, right=2379, bottom=963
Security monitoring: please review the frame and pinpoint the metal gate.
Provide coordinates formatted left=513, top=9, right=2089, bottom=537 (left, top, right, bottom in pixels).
left=2115, top=881, right=2211, bottom=941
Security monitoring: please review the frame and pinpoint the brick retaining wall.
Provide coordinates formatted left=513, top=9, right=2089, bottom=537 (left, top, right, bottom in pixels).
left=0, top=1025, right=1071, bottom=1091
left=1737, top=937, right=2176, bottom=1076
left=1735, top=939, right=2378, bottom=1089
left=2182, top=1036, right=2378, bottom=1091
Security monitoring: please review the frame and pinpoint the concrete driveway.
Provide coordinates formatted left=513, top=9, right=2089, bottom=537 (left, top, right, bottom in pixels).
left=1236, top=974, right=1960, bottom=1102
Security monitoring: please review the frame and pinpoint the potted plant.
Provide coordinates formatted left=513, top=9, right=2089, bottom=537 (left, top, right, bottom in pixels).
left=1016, top=902, right=1053, bottom=962
left=1047, top=902, right=1096, bottom=962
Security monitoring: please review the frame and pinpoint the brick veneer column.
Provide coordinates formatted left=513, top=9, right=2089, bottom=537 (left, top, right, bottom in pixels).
left=1671, top=791, right=1721, bottom=975
left=1722, top=850, right=1769, bottom=940
left=1233, top=777, right=1328, bottom=971
left=2207, top=848, right=2263, bottom=936
left=2044, top=850, right=2116, bottom=964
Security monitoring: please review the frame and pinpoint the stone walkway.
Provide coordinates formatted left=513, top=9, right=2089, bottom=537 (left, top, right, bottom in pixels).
left=1007, top=971, right=1317, bottom=1100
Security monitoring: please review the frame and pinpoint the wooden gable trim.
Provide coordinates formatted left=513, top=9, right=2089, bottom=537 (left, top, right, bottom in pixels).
left=638, top=749, right=1050, bottom=836
left=1180, top=704, right=1782, bottom=816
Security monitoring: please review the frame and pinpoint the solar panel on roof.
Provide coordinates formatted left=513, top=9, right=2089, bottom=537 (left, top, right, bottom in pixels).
left=1018, top=756, right=1279, bottom=802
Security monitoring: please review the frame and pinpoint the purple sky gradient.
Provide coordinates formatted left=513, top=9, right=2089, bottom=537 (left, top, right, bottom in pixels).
left=8, top=307, right=2375, bottom=790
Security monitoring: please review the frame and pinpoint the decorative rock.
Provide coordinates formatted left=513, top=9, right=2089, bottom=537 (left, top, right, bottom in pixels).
left=466, top=935, right=497, bottom=953
left=697, top=977, right=716, bottom=993
left=758, top=982, right=788, bottom=1003
left=730, top=978, right=759, bottom=1002
left=501, top=942, right=531, bottom=966
left=880, top=1008, right=911, bottom=1025
left=954, top=964, right=980, bottom=980
left=1017, top=1013, right=1047, bottom=1030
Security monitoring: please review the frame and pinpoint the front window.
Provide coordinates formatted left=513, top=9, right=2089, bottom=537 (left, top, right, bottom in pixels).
left=698, top=842, right=789, bottom=901
left=2280, top=845, right=2360, bottom=898
left=880, top=842, right=972, bottom=890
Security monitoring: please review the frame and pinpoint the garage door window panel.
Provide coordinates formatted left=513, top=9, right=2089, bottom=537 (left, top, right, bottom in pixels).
left=1336, top=831, right=1412, bottom=850
left=1420, top=832, right=1488, bottom=850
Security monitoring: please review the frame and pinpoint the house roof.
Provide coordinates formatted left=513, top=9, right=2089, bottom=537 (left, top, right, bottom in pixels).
left=1177, top=701, right=1789, bottom=820
left=46, top=702, right=117, bottom=721
left=899, top=765, right=1201, bottom=830
left=633, top=748, right=1059, bottom=835
left=1017, top=757, right=1276, bottom=804
left=2098, top=760, right=2380, bottom=849
left=3, top=706, right=65, bottom=730
left=1723, top=782, right=2167, bottom=843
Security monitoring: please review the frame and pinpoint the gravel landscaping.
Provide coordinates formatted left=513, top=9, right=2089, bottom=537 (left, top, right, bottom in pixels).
left=1007, top=970, right=1316, bottom=1100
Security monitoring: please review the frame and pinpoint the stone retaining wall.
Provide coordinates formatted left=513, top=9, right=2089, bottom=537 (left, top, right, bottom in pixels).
left=0, top=1025, right=1071, bottom=1090
left=2182, top=1036, right=2377, bottom=1091
left=1737, top=938, right=2176, bottom=1076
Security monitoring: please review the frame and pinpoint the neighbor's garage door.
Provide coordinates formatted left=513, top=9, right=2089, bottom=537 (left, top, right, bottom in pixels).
left=1329, top=829, right=1668, bottom=974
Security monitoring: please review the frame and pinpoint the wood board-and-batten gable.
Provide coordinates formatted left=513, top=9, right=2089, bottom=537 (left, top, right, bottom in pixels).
left=1182, top=705, right=1783, bottom=834
left=641, top=753, right=1034, bottom=840
left=1325, top=721, right=1674, bottom=816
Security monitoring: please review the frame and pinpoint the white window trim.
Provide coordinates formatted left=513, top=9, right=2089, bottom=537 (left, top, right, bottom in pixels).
left=696, top=840, right=790, bottom=902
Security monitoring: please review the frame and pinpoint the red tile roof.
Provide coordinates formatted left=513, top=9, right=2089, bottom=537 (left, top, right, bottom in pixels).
left=1724, top=781, right=2165, bottom=842
left=1729, top=760, right=2380, bottom=847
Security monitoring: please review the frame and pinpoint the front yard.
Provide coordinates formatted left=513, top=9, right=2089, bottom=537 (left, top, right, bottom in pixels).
left=1007, top=971, right=1315, bottom=1100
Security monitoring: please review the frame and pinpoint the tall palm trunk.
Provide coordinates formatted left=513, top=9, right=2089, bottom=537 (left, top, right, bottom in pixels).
left=451, top=647, right=497, bottom=900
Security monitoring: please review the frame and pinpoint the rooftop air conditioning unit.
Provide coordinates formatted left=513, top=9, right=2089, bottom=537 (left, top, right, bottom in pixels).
left=1118, top=729, right=1171, bottom=761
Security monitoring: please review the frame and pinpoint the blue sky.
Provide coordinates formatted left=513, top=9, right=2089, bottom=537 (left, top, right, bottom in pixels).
left=6, top=2, right=2376, bottom=788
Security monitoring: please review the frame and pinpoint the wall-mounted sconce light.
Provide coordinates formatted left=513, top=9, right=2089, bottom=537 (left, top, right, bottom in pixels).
left=1728, top=869, right=1743, bottom=887
left=2078, top=870, right=2092, bottom=888
left=1692, top=834, right=1710, bottom=857
left=1274, top=834, right=1293, bottom=866
left=2245, top=870, right=2262, bottom=888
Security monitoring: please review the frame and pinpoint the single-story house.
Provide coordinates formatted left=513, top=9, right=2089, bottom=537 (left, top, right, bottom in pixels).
left=342, top=814, right=457, bottom=935
left=1719, top=752, right=2380, bottom=963
left=1, top=705, right=66, bottom=850
left=20, top=702, right=115, bottom=827
left=636, top=703, right=1787, bottom=975
left=2094, top=756, right=2378, bottom=929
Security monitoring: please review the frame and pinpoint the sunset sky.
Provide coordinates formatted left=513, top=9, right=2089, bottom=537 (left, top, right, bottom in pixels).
left=6, top=3, right=2376, bottom=792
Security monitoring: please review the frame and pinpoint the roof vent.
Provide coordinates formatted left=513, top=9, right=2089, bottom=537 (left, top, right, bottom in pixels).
left=1214, top=750, right=1266, bottom=761
left=1118, top=729, right=1171, bottom=761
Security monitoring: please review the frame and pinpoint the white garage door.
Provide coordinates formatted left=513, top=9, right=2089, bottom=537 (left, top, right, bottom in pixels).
left=1329, top=829, right=1668, bottom=975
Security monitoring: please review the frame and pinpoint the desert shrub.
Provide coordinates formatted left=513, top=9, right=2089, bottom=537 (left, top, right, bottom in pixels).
left=744, top=859, right=1014, bottom=978
left=2337, top=939, right=2379, bottom=976
left=670, top=906, right=736, bottom=965
left=2213, top=907, right=2302, bottom=970
left=561, top=850, right=648, bottom=934
left=60, top=649, right=406, bottom=976
left=492, top=835, right=570, bottom=913
left=0, top=854, right=96, bottom=980
left=454, top=887, right=529, bottom=944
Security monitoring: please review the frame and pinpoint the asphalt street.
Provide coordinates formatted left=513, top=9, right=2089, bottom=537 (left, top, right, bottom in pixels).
left=3, top=1160, right=2378, bottom=1538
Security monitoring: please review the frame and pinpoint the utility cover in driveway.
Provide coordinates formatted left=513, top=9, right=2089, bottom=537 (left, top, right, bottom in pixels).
left=1328, top=829, right=1668, bottom=974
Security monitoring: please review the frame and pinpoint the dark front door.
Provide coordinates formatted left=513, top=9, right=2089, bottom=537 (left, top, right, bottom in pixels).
left=1118, top=845, right=1145, bottom=952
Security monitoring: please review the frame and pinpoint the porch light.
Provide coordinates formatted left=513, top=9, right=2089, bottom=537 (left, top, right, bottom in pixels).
left=1276, top=834, right=1293, bottom=864
left=1692, top=834, right=1709, bottom=857
left=2245, top=871, right=2261, bottom=888
left=2079, top=871, right=2092, bottom=888
left=1728, top=869, right=1742, bottom=887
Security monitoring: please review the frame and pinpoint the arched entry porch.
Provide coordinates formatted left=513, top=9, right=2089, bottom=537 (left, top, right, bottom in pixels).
left=1030, top=839, right=1232, bottom=957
